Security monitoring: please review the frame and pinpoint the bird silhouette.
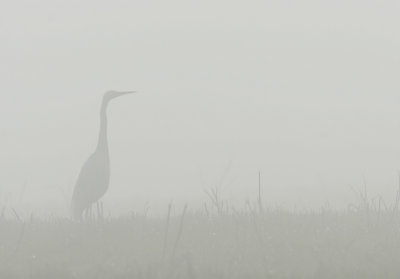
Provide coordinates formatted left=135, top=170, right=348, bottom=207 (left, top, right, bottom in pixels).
left=71, top=90, right=135, bottom=220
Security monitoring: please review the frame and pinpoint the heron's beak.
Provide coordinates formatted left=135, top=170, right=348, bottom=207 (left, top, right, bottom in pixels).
left=115, top=91, right=136, bottom=97
left=118, top=91, right=136, bottom=95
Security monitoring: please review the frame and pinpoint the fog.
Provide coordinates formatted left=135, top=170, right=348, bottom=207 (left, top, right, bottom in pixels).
left=1, top=0, right=399, bottom=216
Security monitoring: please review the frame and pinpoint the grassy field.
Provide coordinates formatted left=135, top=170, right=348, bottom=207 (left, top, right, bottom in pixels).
left=1, top=200, right=400, bottom=279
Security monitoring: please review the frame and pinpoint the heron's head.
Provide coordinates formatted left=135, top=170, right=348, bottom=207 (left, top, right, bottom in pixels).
left=103, top=90, right=136, bottom=103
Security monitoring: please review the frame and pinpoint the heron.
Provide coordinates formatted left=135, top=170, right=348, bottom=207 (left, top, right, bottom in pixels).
left=71, top=90, right=136, bottom=220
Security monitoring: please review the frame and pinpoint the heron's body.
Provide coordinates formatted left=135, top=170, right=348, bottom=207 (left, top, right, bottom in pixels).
left=71, top=150, right=110, bottom=219
left=71, top=91, right=134, bottom=220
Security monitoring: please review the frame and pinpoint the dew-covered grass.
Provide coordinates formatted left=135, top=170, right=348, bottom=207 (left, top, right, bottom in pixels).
left=1, top=203, right=400, bottom=279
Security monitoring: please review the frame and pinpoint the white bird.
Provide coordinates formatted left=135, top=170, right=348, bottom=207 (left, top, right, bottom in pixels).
left=71, top=90, right=135, bottom=220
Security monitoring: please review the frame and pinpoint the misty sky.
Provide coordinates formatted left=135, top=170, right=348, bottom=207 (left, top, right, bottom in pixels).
left=0, top=1, right=399, bottom=216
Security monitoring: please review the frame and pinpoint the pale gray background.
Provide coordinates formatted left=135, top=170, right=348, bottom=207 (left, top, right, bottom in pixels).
left=0, top=0, right=399, bottom=216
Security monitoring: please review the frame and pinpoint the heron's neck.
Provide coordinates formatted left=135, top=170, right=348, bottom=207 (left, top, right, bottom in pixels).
left=96, top=101, right=109, bottom=153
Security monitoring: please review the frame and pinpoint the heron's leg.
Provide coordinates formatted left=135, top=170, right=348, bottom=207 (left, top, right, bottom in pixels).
left=89, top=204, right=93, bottom=221
left=100, top=201, right=104, bottom=220
left=84, top=207, right=88, bottom=221
left=84, top=204, right=93, bottom=221
left=96, top=201, right=100, bottom=220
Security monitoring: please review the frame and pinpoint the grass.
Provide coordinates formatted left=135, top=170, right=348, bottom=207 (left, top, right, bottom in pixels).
left=1, top=199, right=400, bottom=278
